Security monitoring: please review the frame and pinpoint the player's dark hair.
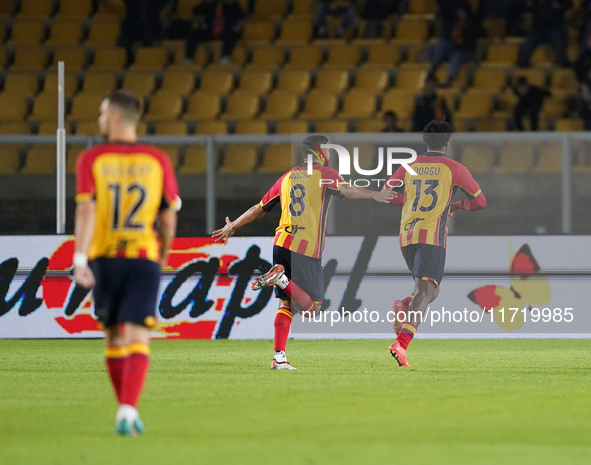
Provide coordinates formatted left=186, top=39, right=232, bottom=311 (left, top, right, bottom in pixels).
left=301, top=134, right=329, bottom=163
left=516, top=76, right=528, bottom=86
left=104, top=90, right=142, bottom=123
left=422, top=120, right=453, bottom=150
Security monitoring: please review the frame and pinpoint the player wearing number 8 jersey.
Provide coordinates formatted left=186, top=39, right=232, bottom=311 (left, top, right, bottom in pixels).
left=212, top=135, right=395, bottom=369
left=74, top=90, right=180, bottom=435
left=384, top=120, right=486, bottom=367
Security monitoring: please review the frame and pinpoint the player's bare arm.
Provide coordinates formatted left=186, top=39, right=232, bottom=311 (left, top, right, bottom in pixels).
left=339, top=184, right=396, bottom=203
left=158, top=208, right=177, bottom=269
left=212, top=203, right=266, bottom=244
left=74, top=200, right=96, bottom=289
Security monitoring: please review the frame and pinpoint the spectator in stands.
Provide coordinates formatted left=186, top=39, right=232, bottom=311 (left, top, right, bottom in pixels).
left=579, top=0, right=591, bottom=49
left=314, top=0, right=357, bottom=39
left=361, top=0, right=399, bottom=38
left=575, top=35, right=591, bottom=82
left=579, top=71, right=591, bottom=129
left=513, top=76, right=551, bottom=131
left=118, top=0, right=169, bottom=48
left=412, top=76, right=453, bottom=132
left=182, top=0, right=246, bottom=65
left=381, top=111, right=405, bottom=132
left=430, top=2, right=480, bottom=87
left=518, top=0, right=572, bottom=68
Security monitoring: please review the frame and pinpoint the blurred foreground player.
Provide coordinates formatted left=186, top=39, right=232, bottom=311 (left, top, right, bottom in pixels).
left=74, top=90, right=180, bottom=435
left=384, top=120, right=486, bottom=367
left=212, top=135, right=395, bottom=369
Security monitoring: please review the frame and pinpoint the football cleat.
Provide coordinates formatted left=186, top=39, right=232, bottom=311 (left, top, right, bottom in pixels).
left=116, top=418, right=136, bottom=437
left=389, top=341, right=411, bottom=367
left=271, top=359, right=297, bottom=370
left=252, top=264, right=285, bottom=291
left=392, top=299, right=409, bottom=335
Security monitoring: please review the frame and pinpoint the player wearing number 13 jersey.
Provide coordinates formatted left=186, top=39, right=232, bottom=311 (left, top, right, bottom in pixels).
left=383, top=120, right=486, bottom=367
left=212, top=135, right=395, bottom=369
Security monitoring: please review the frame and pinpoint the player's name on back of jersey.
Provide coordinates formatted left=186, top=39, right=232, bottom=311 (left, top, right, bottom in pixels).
left=101, top=162, right=153, bottom=177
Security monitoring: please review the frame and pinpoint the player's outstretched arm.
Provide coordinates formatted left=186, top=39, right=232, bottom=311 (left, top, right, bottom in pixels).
left=74, top=200, right=96, bottom=289
left=339, top=184, right=396, bottom=203
left=212, top=203, right=266, bottom=244
left=158, top=208, right=177, bottom=269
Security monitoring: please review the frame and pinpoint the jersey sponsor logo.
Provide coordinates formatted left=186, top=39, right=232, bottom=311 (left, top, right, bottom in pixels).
left=404, top=217, right=425, bottom=231
left=285, top=225, right=305, bottom=235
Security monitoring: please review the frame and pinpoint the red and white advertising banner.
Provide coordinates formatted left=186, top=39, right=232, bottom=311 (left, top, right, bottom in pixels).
left=1, top=236, right=590, bottom=339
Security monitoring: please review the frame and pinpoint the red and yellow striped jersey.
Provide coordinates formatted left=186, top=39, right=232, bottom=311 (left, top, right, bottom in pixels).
left=385, top=152, right=483, bottom=249
left=260, top=164, right=346, bottom=258
left=76, top=142, right=181, bottom=263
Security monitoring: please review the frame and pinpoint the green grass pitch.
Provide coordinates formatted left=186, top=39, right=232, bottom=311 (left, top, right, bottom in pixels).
left=1, top=339, right=590, bottom=465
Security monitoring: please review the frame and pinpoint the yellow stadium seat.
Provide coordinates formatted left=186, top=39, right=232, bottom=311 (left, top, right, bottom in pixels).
left=242, top=21, right=275, bottom=44
left=161, top=71, right=195, bottom=96
left=175, top=0, right=198, bottom=19
left=239, top=70, right=273, bottom=95
left=196, top=120, right=228, bottom=135
left=325, top=45, right=359, bottom=68
left=94, top=0, right=125, bottom=18
left=0, top=2, right=14, bottom=19
left=8, top=21, right=45, bottom=45
left=18, top=0, right=54, bottom=19
left=55, top=0, right=93, bottom=20
left=11, top=47, right=48, bottom=71
left=551, top=68, right=579, bottom=91
left=22, top=145, right=56, bottom=174
left=407, top=0, right=439, bottom=14
left=0, top=49, right=6, bottom=69
left=75, top=121, right=99, bottom=135
left=130, top=47, right=169, bottom=71
left=200, top=70, right=234, bottom=95
left=530, top=45, right=555, bottom=67
left=259, top=144, right=292, bottom=173
left=3, top=73, right=39, bottom=98
left=66, top=144, right=87, bottom=174
left=170, top=46, right=209, bottom=70
left=316, top=69, right=349, bottom=93
left=0, top=93, right=29, bottom=121
left=472, top=68, right=507, bottom=91
left=382, top=89, right=416, bottom=118
left=365, top=44, right=401, bottom=68
left=316, top=120, right=348, bottom=133
left=482, top=18, right=506, bottom=41
left=220, top=90, right=260, bottom=120
left=404, top=44, right=430, bottom=64
left=0, top=146, right=22, bottom=174
left=144, top=92, right=183, bottom=121
left=474, top=118, right=508, bottom=132
left=183, top=92, right=221, bottom=120
left=555, top=118, right=584, bottom=131
left=355, top=20, right=390, bottom=42
left=275, top=119, right=309, bottom=134
left=276, top=20, right=313, bottom=45
left=356, top=119, right=384, bottom=132
left=45, top=21, right=82, bottom=46
left=495, top=144, right=534, bottom=174
left=68, top=93, right=104, bottom=121
left=219, top=145, right=258, bottom=174
left=29, top=91, right=58, bottom=122
left=540, top=98, right=566, bottom=119
left=513, top=69, right=546, bottom=87
left=49, top=47, right=87, bottom=70
left=290, top=0, right=315, bottom=18
left=395, top=68, right=428, bottom=90
left=434, top=67, right=466, bottom=90
left=43, top=72, right=78, bottom=97
left=456, top=90, right=493, bottom=118
left=155, top=121, right=188, bottom=135
left=573, top=153, right=591, bottom=174
left=252, top=0, right=286, bottom=20
left=0, top=122, right=30, bottom=134
left=485, top=44, right=518, bottom=65
left=121, top=72, right=155, bottom=96
left=82, top=72, right=117, bottom=94
left=86, top=21, right=121, bottom=46
left=286, top=46, right=322, bottom=69
left=356, top=68, right=388, bottom=93
left=461, top=145, right=495, bottom=173
left=277, top=70, right=310, bottom=93
left=179, top=146, right=207, bottom=174
left=157, top=146, right=180, bottom=169
left=235, top=120, right=268, bottom=134
left=533, top=143, right=562, bottom=173
left=338, top=89, right=376, bottom=119
left=299, top=89, right=337, bottom=119
left=38, top=122, right=60, bottom=134
left=90, top=47, right=127, bottom=71
left=248, top=46, right=285, bottom=69
left=392, top=18, right=428, bottom=43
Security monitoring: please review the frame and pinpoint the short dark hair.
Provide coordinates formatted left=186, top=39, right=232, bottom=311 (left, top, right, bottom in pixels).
left=422, top=120, right=453, bottom=150
left=104, top=90, right=142, bottom=123
left=516, top=76, right=528, bottom=86
left=383, top=110, right=397, bottom=119
left=301, top=134, right=329, bottom=162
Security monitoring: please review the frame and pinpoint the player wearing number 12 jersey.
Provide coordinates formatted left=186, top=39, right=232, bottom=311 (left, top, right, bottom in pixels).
left=74, top=90, right=180, bottom=435
left=212, top=135, right=394, bottom=369
left=384, top=120, right=486, bottom=367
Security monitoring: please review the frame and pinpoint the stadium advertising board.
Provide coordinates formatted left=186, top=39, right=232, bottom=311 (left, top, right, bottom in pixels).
left=1, top=236, right=590, bottom=339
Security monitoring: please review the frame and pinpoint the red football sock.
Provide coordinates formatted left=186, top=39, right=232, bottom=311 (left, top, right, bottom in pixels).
left=105, top=345, right=128, bottom=402
left=274, top=306, right=292, bottom=352
left=119, top=342, right=150, bottom=408
left=396, top=323, right=417, bottom=350
left=402, top=294, right=414, bottom=307
left=283, top=281, right=314, bottom=314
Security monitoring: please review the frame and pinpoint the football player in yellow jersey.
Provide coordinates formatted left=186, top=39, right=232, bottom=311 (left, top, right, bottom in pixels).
left=383, top=120, right=487, bottom=367
left=74, top=90, right=180, bottom=435
left=212, top=135, right=395, bottom=369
